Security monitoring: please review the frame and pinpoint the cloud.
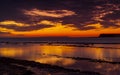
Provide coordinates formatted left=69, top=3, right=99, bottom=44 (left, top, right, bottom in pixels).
left=0, top=20, right=54, bottom=31
left=0, top=27, right=14, bottom=33
left=109, top=19, right=120, bottom=26
left=0, top=20, right=29, bottom=27
left=0, top=31, right=11, bottom=35
left=92, top=3, right=119, bottom=22
left=0, top=0, right=120, bottom=37
left=37, top=20, right=77, bottom=30
left=23, top=8, right=76, bottom=18
left=12, top=22, right=120, bottom=37
left=0, top=27, right=15, bottom=37
left=0, top=32, right=12, bottom=37
left=0, top=0, right=119, bottom=30
left=92, top=10, right=113, bottom=22
left=37, top=20, right=56, bottom=26
left=84, top=23, right=103, bottom=29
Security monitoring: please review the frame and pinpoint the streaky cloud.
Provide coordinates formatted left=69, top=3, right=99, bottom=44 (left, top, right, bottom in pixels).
left=23, top=8, right=76, bottom=18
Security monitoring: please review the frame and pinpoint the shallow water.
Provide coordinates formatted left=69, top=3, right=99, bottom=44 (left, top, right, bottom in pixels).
left=0, top=43, right=120, bottom=75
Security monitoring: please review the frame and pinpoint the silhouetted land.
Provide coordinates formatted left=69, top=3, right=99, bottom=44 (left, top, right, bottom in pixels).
left=99, top=34, right=120, bottom=37
left=0, top=57, right=101, bottom=75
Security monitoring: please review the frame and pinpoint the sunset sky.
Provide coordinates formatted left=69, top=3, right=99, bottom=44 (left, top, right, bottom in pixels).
left=0, top=0, right=120, bottom=37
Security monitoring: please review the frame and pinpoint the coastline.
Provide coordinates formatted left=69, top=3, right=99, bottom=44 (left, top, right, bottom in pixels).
left=0, top=57, right=101, bottom=75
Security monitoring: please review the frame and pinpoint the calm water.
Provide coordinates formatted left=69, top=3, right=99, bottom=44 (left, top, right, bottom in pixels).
left=0, top=43, right=120, bottom=75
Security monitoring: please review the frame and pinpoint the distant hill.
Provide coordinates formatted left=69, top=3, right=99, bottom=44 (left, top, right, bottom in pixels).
left=99, top=34, right=120, bottom=37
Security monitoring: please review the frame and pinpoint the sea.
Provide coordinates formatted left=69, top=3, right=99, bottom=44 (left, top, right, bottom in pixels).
left=0, top=37, right=120, bottom=75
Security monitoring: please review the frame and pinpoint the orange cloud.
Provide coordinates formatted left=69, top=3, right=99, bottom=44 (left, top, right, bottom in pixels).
left=12, top=21, right=78, bottom=37
left=0, top=27, right=14, bottom=33
left=0, top=20, right=29, bottom=27
left=37, top=20, right=56, bottom=26
left=84, top=23, right=103, bottom=29
left=0, top=21, right=120, bottom=37
left=0, top=20, right=54, bottom=32
left=109, top=19, right=120, bottom=26
left=23, top=8, right=76, bottom=18
left=0, top=27, right=17, bottom=37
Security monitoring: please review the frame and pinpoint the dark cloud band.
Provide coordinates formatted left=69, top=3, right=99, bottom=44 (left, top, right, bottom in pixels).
left=0, top=0, right=120, bottom=32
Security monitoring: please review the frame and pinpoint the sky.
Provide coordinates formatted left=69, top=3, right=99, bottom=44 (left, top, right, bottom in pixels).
left=0, top=0, right=120, bottom=37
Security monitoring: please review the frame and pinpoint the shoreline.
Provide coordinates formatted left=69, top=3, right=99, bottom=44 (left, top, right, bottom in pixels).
left=0, top=57, right=101, bottom=75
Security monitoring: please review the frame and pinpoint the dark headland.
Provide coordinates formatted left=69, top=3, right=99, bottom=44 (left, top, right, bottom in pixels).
left=99, top=34, right=120, bottom=37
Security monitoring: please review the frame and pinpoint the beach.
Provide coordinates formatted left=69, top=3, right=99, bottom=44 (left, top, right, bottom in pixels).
left=0, top=57, right=101, bottom=75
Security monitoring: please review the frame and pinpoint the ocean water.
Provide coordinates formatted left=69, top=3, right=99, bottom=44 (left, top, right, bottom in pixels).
left=0, top=43, right=120, bottom=75
left=0, top=37, right=120, bottom=43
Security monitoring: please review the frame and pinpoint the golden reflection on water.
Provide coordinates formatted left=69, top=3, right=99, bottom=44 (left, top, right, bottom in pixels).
left=33, top=45, right=76, bottom=66
left=0, top=44, right=76, bottom=66
left=0, top=44, right=120, bottom=75
left=86, top=48, right=114, bottom=61
left=0, top=44, right=120, bottom=63
left=88, top=48, right=104, bottom=59
left=39, top=45, right=75, bottom=56
left=0, top=48, right=23, bottom=57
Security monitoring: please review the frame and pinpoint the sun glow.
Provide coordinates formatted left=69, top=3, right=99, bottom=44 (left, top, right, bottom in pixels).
left=0, top=20, right=120, bottom=37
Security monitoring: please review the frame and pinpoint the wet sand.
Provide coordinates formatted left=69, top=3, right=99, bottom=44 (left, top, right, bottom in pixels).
left=0, top=57, right=101, bottom=75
